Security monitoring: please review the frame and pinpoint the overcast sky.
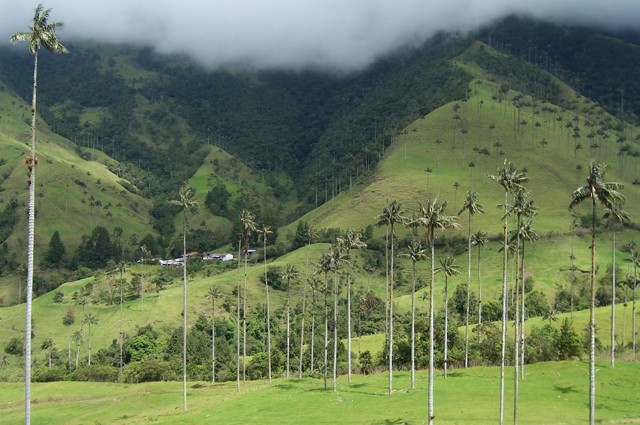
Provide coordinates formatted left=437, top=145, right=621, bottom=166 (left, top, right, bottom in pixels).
left=1, top=0, right=639, bottom=72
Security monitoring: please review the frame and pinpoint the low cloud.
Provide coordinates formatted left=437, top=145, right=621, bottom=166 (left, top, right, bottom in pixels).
left=1, top=0, right=639, bottom=72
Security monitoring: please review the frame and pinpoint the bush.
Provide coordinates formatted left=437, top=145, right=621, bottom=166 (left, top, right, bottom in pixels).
left=73, top=365, right=118, bottom=382
left=124, top=358, right=173, bottom=383
left=33, top=366, right=68, bottom=382
left=4, top=337, right=24, bottom=356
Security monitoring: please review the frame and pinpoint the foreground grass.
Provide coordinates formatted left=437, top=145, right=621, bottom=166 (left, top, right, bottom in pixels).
left=1, top=361, right=638, bottom=424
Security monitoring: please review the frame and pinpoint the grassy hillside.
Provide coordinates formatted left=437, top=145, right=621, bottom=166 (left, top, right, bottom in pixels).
left=0, top=360, right=638, bottom=424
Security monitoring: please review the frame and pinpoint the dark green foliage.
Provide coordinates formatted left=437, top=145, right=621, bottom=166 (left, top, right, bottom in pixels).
left=53, top=291, right=64, bottom=303
left=124, top=357, right=173, bottom=383
left=261, top=266, right=285, bottom=291
left=75, top=226, right=122, bottom=269
left=32, top=366, right=67, bottom=382
left=45, top=231, right=66, bottom=267
left=292, top=220, right=310, bottom=249
left=4, top=337, right=24, bottom=356
left=205, top=183, right=231, bottom=216
left=73, top=365, right=118, bottom=382
left=0, top=198, right=18, bottom=243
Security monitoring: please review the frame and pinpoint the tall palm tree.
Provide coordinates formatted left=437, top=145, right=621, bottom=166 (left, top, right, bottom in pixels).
left=570, top=161, right=624, bottom=425
left=239, top=209, right=257, bottom=383
left=282, top=264, right=299, bottom=378
left=415, top=197, right=460, bottom=425
left=436, top=255, right=460, bottom=378
left=10, top=6, right=68, bottom=422
left=260, top=225, right=273, bottom=381
left=602, top=203, right=629, bottom=367
left=300, top=225, right=318, bottom=377
left=401, top=240, right=426, bottom=389
left=375, top=200, right=406, bottom=395
left=235, top=232, right=242, bottom=393
left=330, top=244, right=345, bottom=392
left=140, top=245, right=151, bottom=312
left=169, top=185, right=199, bottom=412
left=490, top=159, right=527, bottom=425
left=630, top=249, right=639, bottom=358
left=470, top=230, right=487, bottom=343
left=207, top=286, right=222, bottom=383
left=82, top=313, right=98, bottom=366
left=516, top=218, right=537, bottom=380
left=458, top=191, right=484, bottom=368
left=308, top=276, right=322, bottom=374
left=41, top=338, right=54, bottom=368
left=336, top=229, right=366, bottom=382
left=316, top=251, right=333, bottom=390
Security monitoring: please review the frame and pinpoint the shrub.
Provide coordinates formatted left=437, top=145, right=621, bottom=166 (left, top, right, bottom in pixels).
left=73, top=365, right=118, bottom=382
left=33, top=366, right=68, bottom=382
left=4, top=337, right=24, bottom=356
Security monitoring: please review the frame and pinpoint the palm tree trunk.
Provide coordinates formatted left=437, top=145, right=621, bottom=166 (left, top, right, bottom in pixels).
left=88, top=324, right=92, bottom=366
left=236, top=238, right=241, bottom=393
left=388, top=226, right=394, bottom=395
left=478, top=245, right=482, bottom=344
left=212, top=301, right=216, bottom=383
left=589, top=197, right=596, bottom=425
left=299, top=283, right=306, bottom=378
left=520, top=243, right=526, bottom=380
left=265, top=243, right=272, bottom=382
left=514, top=239, right=520, bottom=425
left=311, top=290, right=316, bottom=374
left=428, top=230, right=435, bottom=425
left=24, top=48, right=39, bottom=425
left=347, top=263, right=352, bottom=383
left=611, top=230, right=616, bottom=368
left=333, top=271, right=338, bottom=392
left=67, top=332, right=71, bottom=371
left=243, top=253, right=248, bottom=383
left=632, top=269, right=637, bottom=358
left=286, top=285, right=291, bottom=379
left=500, top=190, right=508, bottom=425
left=465, top=216, right=472, bottom=368
left=182, top=212, right=187, bottom=412
left=324, top=274, right=329, bottom=390
left=411, top=260, right=416, bottom=390
left=444, top=275, right=449, bottom=378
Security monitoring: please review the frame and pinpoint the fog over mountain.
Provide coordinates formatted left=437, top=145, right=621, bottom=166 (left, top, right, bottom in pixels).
left=1, top=0, right=639, bottom=71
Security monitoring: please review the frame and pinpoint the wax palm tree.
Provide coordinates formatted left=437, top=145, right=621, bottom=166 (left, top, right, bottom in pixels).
left=82, top=313, right=98, bottom=366
left=569, top=161, right=624, bottom=425
left=169, top=185, right=198, bottom=412
left=140, top=245, right=151, bottom=312
left=316, top=251, right=333, bottom=390
left=41, top=338, right=54, bottom=368
left=10, top=6, right=68, bottom=422
left=73, top=329, right=82, bottom=370
left=282, top=264, right=299, bottom=378
left=401, top=240, right=426, bottom=389
left=458, top=191, right=484, bottom=368
left=415, top=197, right=460, bottom=424
left=207, top=286, right=222, bottom=383
left=330, top=243, right=345, bottom=392
left=515, top=218, right=537, bottom=380
left=436, top=256, right=460, bottom=378
left=300, top=225, right=318, bottom=377
left=239, top=209, right=257, bottom=382
left=602, top=203, right=629, bottom=367
left=235, top=232, right=242, bottom=393
left=374, top=200, right=406, bottom=395
left=490, top=160, right=527, bottom=425
left=260, top=225, right=273, bottom=381
left=308, top=276, right=322, bottom=374
left=470, top=230, right=487, bottom=343
left=630, top=249, right=639, bottom=358
left=336, top=229, right=367, bottom=382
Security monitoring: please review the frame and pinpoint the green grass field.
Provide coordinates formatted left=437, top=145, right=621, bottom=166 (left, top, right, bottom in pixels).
left=0, top=361, right=638, bottom=424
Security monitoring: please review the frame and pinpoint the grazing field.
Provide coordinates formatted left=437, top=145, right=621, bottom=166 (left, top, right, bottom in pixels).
left=0, top=361, right=638, bottom=424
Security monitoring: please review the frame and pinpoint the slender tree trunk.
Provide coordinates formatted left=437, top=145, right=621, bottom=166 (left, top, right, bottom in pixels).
left=428, top=230, right=435, bottom=425
left=243, top=253, right=248, bottom=383
left=520, top=243, right=526, bottom=380
left=611, top=230, right=616, bottom=368
left=514, top=236, right=520, bottom=425
left=632, top=266, right=637, bottom=358
left=299, top=282, right=306, bottom=378
left=500, top=190, right=508, bottom=425
left=88, top=324, right=92, bottom=366
left=589, top=197, right=596, bottom=425
left=478, top=245, right=483, bottom=344
left=265, top=241, right=272, bottom=382
left=212, top=301, right=216, bottom=383
left=24, top=49, right=39, bottom=425
left=286, top=284, right=291, bottom=379
left=311, top=290, right=316, bottom=374
left=120, top=278, right=124, bottom=382
left=444, top=275, right=449, bottom=379
left=333, top=271, right=338, bottom=392
left=236, top=239, right=241, bottom=393
left=389, top=226, right=394, bottom=395
left=411, top=260, right=416, bottom=390
left=182, top=212, right=187, bottom=412
left=347, top=262, right=352, bottom=383
left=465, top=214, right=472, bottom=368
left=67, top=331, right=71, bottom=371
left=324, top=274, right=329, bottom=390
